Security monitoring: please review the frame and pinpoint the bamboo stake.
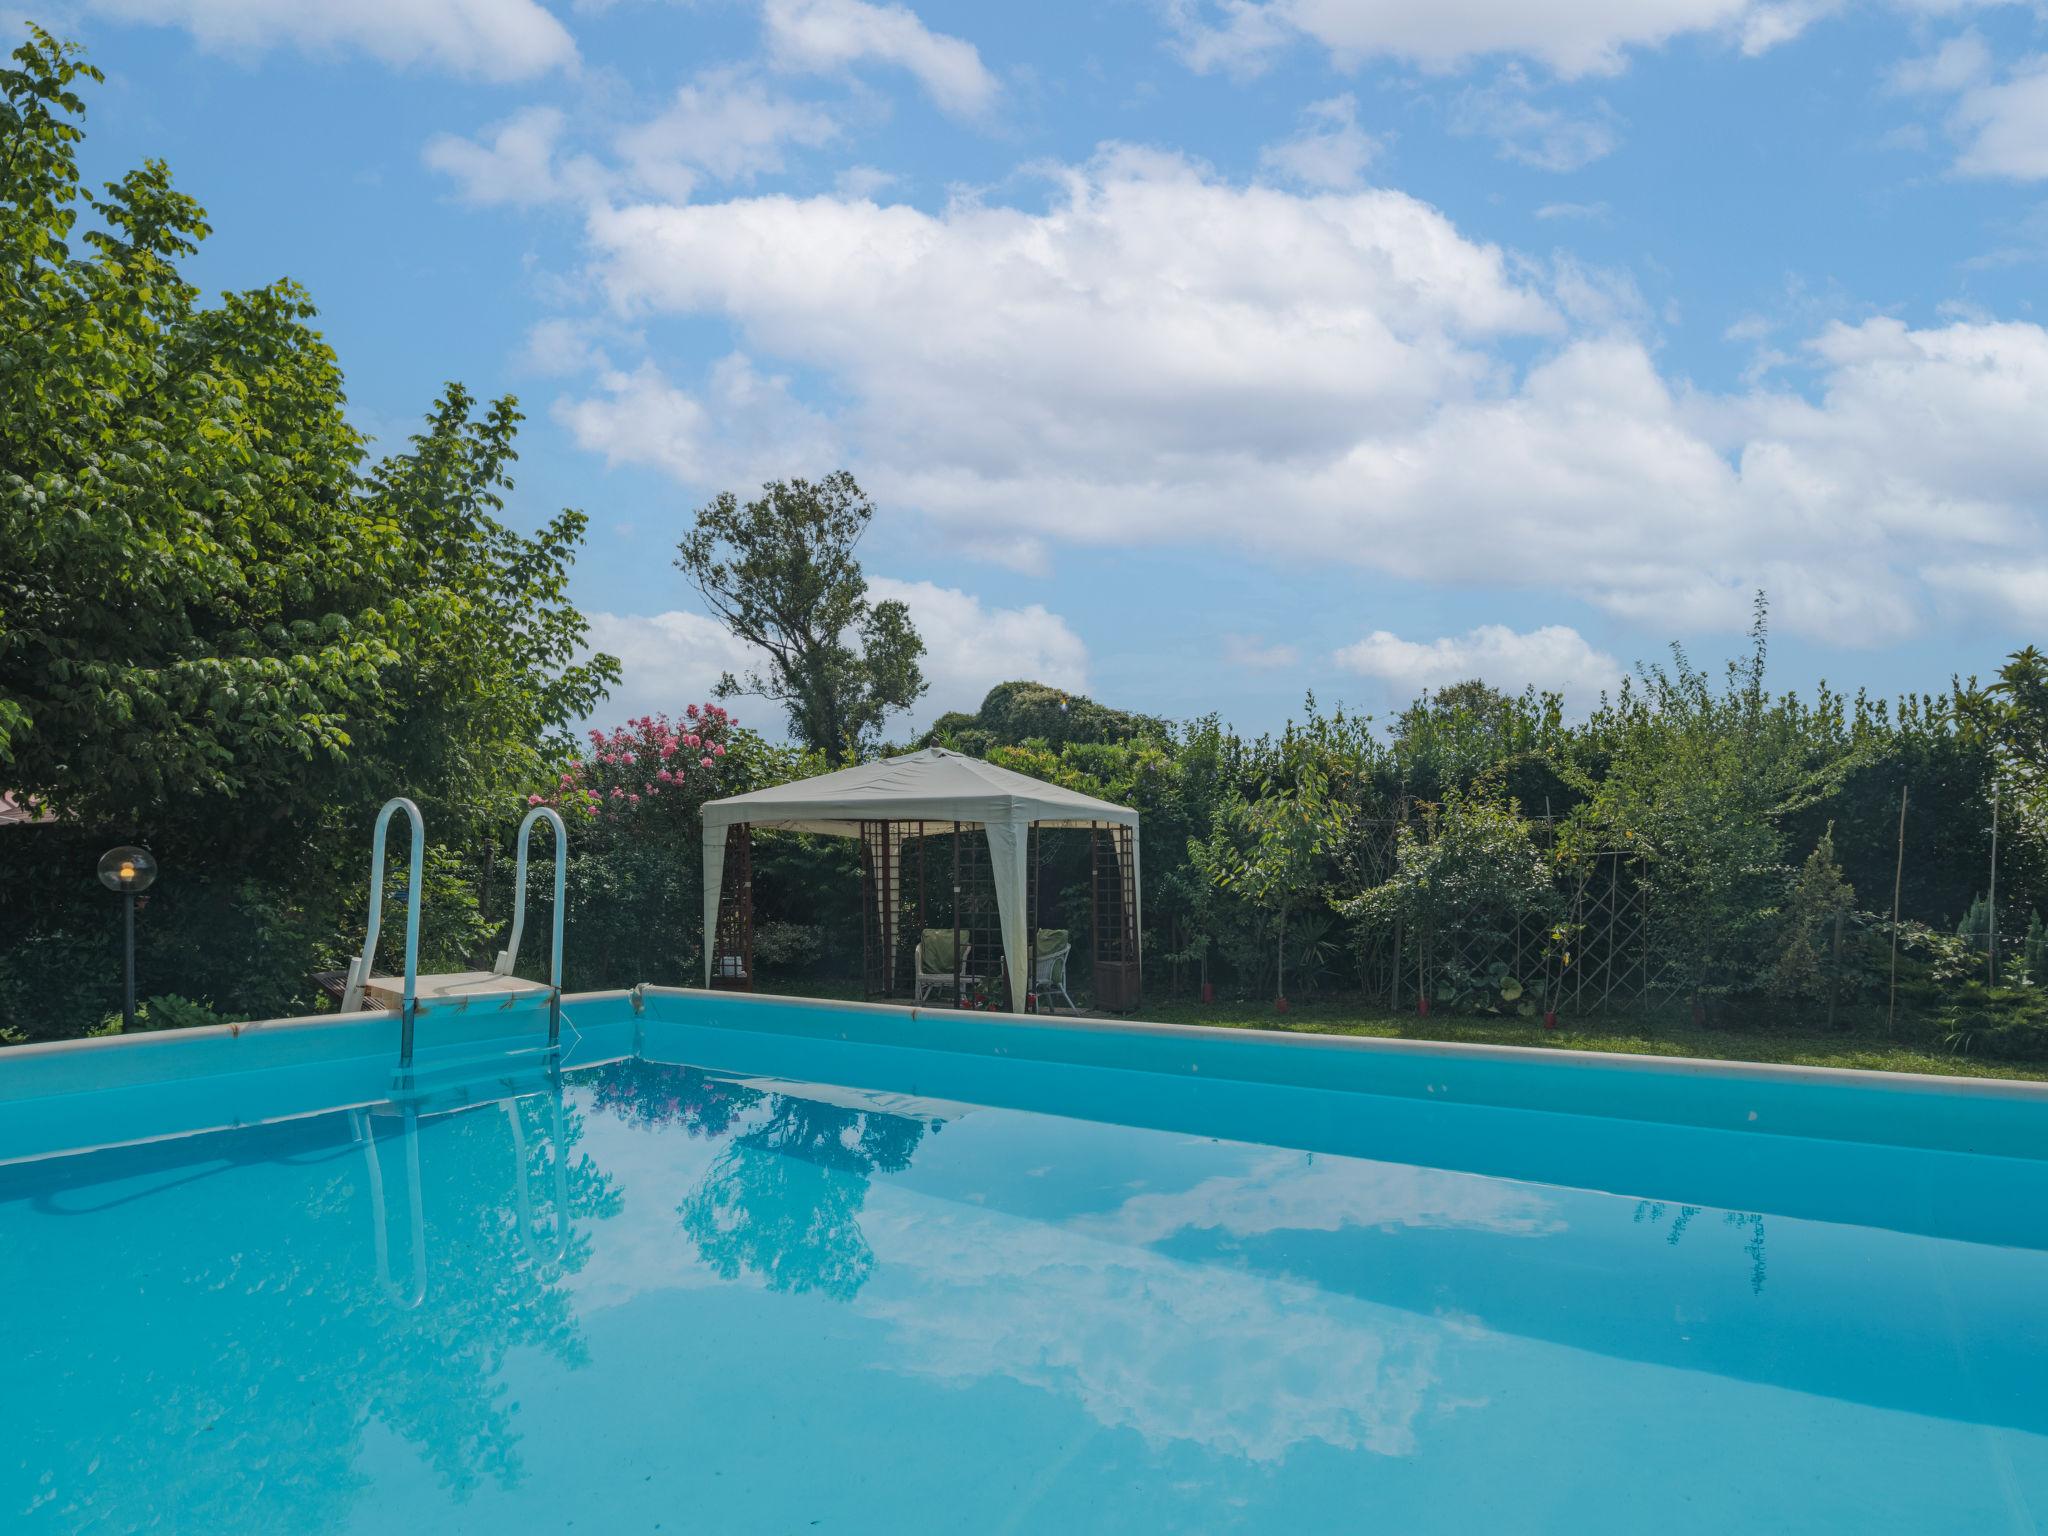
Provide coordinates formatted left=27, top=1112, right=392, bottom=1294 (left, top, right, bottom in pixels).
left=1827, top=905, right=1844, bottom=1032
left=1888, top=785, right=1908, bottom=1035
left=1989, top=780, right=2001, bottom=988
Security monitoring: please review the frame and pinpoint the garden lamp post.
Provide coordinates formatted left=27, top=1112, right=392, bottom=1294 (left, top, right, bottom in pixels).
left=98, top=846, right=158, bottom=1030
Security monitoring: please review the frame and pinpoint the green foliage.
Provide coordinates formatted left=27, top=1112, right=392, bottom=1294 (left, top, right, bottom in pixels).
left=2023, top=911, right=2048, bottom=980
left=926, top=681, right=1166, bottom=756
left=675, top=471, right=925, bottom=755
left=1957, top=893, right=1993, bottom=950
left=95, top=992, right=242, bottom=1035
left=1340, top=789, right=1562, bottom=1013
left=1191, top=767, right=1348, bottom=1001
left=1766, top=825, right=1855, bottom=1013
left=1566, top=600, right=1855, bottom=1004
left=0, top=29, right=614, bottom=1039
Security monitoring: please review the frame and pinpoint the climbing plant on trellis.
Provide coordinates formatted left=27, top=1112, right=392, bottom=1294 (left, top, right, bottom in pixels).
left=1343, top=814, right=1680, bottom=1017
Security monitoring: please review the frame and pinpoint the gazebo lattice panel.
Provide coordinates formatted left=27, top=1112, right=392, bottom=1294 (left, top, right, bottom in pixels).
left=1091, top=823, right=1141, bottom=1011
left=710, top=823, right=753, bottom=990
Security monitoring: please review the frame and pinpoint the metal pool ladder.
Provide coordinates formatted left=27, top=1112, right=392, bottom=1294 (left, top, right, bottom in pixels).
left=340, top=797, right=426, bottom=1068
left=494, top=805, right=568, bottom=1051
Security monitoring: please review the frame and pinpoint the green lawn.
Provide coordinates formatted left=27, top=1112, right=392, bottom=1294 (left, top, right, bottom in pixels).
left=758, top=976, right=2048, bottom=1082
left=1127, top=993, right=2048, bottom=1081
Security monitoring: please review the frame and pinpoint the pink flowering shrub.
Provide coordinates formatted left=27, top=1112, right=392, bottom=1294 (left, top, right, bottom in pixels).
left=544, top=705, right=739, bottom=822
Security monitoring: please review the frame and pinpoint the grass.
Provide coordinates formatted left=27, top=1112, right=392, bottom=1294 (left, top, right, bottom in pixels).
left=1131, top=993, right=2048, bottom=1082
left=759, top=975, right=2048, bottom=1082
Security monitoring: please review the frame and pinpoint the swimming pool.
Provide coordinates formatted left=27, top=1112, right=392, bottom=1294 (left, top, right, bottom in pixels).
left=5, top=987, right=2047, bottom=1533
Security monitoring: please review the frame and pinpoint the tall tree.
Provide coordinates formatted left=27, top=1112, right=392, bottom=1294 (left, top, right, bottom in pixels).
left=676, top=472, right=925, bottom=756
left=0, top=26, right=618, bottom=1035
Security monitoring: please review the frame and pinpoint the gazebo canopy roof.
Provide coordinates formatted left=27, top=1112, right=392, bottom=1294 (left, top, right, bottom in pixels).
left=700, top=747, right=1139, bottom=837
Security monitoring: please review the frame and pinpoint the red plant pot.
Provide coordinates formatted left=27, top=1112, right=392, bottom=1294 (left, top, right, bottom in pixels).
left=1543, top=1012, right=1558, bottom=1031
left=1275, top=996, right=1289, bottom=1014
left=1201, top=982, right=1215, bottom=1004
left=1417, top=996, right=1431, bottom=1017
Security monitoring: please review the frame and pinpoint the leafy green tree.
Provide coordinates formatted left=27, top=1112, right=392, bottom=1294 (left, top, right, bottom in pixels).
left=0, top=28, right=615, bottom=1036
left=925, top=680, right=1166, bottom=755
left=1192, top=767, right=1348, bottom=1004
left=1959, top=646, right=2048, bottom=788
left=676, top=472, right=925, bottom=756
left=1566, top=599, right=1855, bottom=1013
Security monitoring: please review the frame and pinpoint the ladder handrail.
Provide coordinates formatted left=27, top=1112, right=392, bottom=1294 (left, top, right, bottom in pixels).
left=503, top=1088, right=572, bottom=1270
left=340, top=797, right=426, bottom=1065
left=495, top=805, right=568, bottom=1047
left=354, top=1106, right=426, bottom=1310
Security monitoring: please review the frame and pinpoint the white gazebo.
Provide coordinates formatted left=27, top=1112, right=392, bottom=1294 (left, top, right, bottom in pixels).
left=700, top=748, right=1142, bottom=1013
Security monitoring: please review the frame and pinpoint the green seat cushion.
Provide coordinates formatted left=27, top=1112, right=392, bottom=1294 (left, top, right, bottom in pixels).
left=920, top=929, right=964, bottom=971
left=1033, top=928, right=1070, bottom=958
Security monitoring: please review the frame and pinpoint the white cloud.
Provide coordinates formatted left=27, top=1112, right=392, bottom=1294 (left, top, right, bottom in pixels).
left=1334, top=624, right=1623, bottom=701
left=1450, top=68, right=1620, bottom=171
left=1172, top=0, right=1759, bottom=80
left=866, top=577, right=1091, bottom=718
left=762, top=0, right=998, bottom=117
left=581, top=579, right=1088, bottom=733
left=557, top=353, right=840, bottom=489
left=1223, top=634, right=1303, bottom=669
left=1170, top=0, right=2016, bottom=79
left=834, top=165, right=900, bottom=199
left=1891, top=29, right=2048, bottom=181
left=88, top=0, right=576, bottom=80
left=617, top=69, right=839, bottom=194
left=1923, top=560, right=2048, bottom=626
left=556, top=148, right=2048, bottom=647
left=858, top=1182, right=1457, bottom=1463
left=587, top=147, right=1556, bottom=480
left=1259, top=94, right=1380, bottom=189
left=1890, top=28, right=1994, bottom=96
left=1953, top=59, right=2048, bottom=181
left=1534, top=200, right=1609, bottom=220
left=424, top=107, right=599, bottom=207
left=426, top=71, right=838, bottom=208
left=582, top=609, right=763, bottom=724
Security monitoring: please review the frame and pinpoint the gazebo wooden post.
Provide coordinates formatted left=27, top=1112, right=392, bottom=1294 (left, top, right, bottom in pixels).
left=1027, top=822, right=1040, bottom=1009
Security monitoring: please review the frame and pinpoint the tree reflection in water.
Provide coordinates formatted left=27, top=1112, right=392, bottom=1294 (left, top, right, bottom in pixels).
left=2, top=1083, right=622, bottom=1534
left=1632, top=1199, right=1770, bottom=1293
left=585, top=1060, right=935, bottom=1303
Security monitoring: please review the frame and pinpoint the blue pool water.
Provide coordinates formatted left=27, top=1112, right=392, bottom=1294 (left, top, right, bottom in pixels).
left=4, top=997, right=2048, bottom=1533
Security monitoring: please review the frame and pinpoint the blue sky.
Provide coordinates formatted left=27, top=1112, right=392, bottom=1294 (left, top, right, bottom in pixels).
left=39, top=0, right=2048, bottom=736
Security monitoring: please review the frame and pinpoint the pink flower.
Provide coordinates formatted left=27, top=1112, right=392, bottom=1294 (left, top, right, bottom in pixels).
left=683, top=733, right=700, bottom=748
left=711, top=743, right=725, bottom=757
left=686, top=704, right=700, bottom=718
left=629, top=793, right=641, bottom=806
left=610, top=786, right=625, bottom=799
left=622, top=751, right=636, bottom=764
left=700, top=756, right=713, bottom=769
left=527, top=793, right=542, bottom=805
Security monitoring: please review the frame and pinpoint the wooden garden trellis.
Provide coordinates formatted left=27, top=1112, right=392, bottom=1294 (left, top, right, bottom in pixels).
left=1342, top=815, right=1679, bottom=1017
